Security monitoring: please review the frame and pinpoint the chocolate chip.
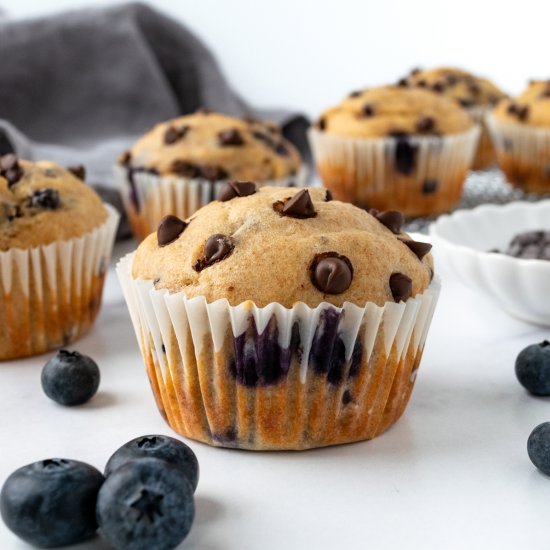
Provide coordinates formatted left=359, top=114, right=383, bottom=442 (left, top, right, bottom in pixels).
left=392, top=137, right=417, bottom=176
left=342, top=390, right=352, bottom=405
left=410, top=67, right=421, bottom=76
left=459, top=98, right=474, bottom=108
left=164, top=125, right=189, bottom=145
left=390, top=273, right=412, bottom=302
left=157, top=215, right=186, bottom=247
left=396, top=78, right=409, bottom=87
left=400, top=238, right=432, bottom=260
left=67, top=165, right=85, bottom=181
left=171, top=160, right=200, bottom=178
left=468, top=83, right=481, bottom=96
left=517, top=105, right=529, bottom=122
left=252, top=130, right=276, bottom=148
left=416, top=116, right=435, bottom=133
left=310, top=253, right=353, bottom=294
left=273, top=189, right=316, bottom=219
left=119, top=151, right=132, bottom=166
left=217, top=181, right=256, bottom=201
left=361, top=103, right=375, bottom=117
left=193, top=234, right=235, bottom=271
left=218, top=128, right=244, bottom=146
left=374, top=210, right=404, bottom=234
left=349, top=90, right=362, bottom=98
left=318, top=117, right=326, bottom=131
left=432, top=82, right=445, bottom=93
left=200, top=165, right=228, bottom=182
left=0, top=154, right=23, bottom=187
left=325, top=189, right=333, bottom=201
left=28, top=188, right=60, bottom=210
left=446, top=74, right=458, bottom=86
left=417, top=80, right=427, bottom=88
left=422, top=179, right=438, bottom=194
left=275, top=142, right=289, bottom=157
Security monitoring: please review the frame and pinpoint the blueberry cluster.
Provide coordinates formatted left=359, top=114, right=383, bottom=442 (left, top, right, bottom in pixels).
left=1, top=435, right=198, bottom=549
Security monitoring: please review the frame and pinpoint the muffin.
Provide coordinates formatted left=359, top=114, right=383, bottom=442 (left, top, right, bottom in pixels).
left=117, top=184, right=440, bottom=450
left=308, top=85, right=479, bottom=217
left=487, top=80, right=550, bottom=194
left=0, top=156, right=119, bottom=360
left=116, top=111, right=303, bottom=240
left=407, top=67, right=506, bottom=169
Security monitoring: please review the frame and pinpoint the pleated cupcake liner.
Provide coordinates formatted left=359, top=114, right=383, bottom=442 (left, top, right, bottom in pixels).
left=308, top=126, right=480, bottom=217
left=486, top=114, right=550, bottom=194
left=0, top=205, right=120, bottom=360
left=117, top=252, right=441, bottom=451
left=468, top=106, right=496, bottom=170
left=115, top=165, right=307, bottom=241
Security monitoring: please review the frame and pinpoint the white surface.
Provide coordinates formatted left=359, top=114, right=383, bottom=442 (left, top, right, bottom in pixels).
left=1, top=0, right=549, bottom=117
left=430, top=200, right=550, bottom=326
left=1, top=238, right=550, bottom=550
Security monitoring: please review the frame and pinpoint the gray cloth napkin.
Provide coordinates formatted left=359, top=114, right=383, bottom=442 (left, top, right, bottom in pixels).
left=0, top=2, right=310, bottom=221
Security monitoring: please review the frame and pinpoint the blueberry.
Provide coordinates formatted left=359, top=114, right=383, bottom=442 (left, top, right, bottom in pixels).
left=528, top=422, right=550, bottom=475
left=515, top=341, right=550, bottom=396
left=105, top=435, right=199, bottom=492
left=41, top=349, right=100, bottom=406
left=97, top=457, right=195, bottom=550
left=0, top=459, right=104, bottom=548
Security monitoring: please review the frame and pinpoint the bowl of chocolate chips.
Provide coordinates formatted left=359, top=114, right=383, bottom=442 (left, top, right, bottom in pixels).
left=430, top=199, right=550, bottom=325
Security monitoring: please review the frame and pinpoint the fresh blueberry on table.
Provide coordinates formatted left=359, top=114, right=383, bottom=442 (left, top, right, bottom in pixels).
left=105, top=434, right=199, bottom=492
left=0, top=459, right=104, bottom=547
left=515, top=340, right=550, bottom=396
left=41, top=349, right=100, bottom=406
left=528, top=422, right=550, bottom=475
left=97, top=457, right=195, bottom=550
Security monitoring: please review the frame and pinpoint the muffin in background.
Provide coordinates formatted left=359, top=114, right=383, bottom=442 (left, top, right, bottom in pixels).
left=407, top=67, right=506, bottom=169
left=117, top=184, right=440, bottom=450
left=0, top=156, right=119, bottom=360
left=488, top=80, right=550, bottom=194
left=116, top=111, right=303, bottom=241
left=309, top=85, right=479, bottom=217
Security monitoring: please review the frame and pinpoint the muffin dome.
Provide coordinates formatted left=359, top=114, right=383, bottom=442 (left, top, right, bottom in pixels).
left=120, top=111, right=302, bottom=181
left=132, top=185, right=434, bottom=308
left=493, top=80, right=550, bottom=127
left=406, top=67, right=506, bottom=108
left=0, top=156, right=107, bottom=251
left=316, top=85, right=473, bottom=138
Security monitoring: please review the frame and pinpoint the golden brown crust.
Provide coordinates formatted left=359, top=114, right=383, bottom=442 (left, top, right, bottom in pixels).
left=132, top=186, right=433, bottom=308
left=493, top=80, right=550, bottom=127
left=0, top=160, right=107, bottom=251
left=123, top=112, right=302, bottom=181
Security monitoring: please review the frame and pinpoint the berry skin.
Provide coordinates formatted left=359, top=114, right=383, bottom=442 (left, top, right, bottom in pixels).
left=41, top=349, right=100, bottom=406
left=515, top=340, right=550, bottom=396
left=528, top=422, right=550, bottom=475
left=105, top=435, right=199, bottom=492
left=97, top=457, right=195, bottom=550
left=0, top=459, right=104, bottom=548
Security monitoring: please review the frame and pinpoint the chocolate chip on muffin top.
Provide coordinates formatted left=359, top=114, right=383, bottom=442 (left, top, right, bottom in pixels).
left=132, top=186, right=434, bottom=308
left=493, top=80, right=550, bottom=127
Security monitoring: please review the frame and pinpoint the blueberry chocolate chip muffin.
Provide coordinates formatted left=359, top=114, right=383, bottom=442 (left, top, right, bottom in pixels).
left=117, top=111, right=303, bottom=241
left=119, top=185, right=440, bottom=450
left=406, top=67, right=506, bottom=169
left=488, top=80, right=550, bottom=194
left=0, top=156, right=118, bottom=360
left=309, top=85, right=479, bottom=217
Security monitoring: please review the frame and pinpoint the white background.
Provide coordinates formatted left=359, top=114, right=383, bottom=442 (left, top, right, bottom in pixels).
left=1, top=0, right=549, bottom=117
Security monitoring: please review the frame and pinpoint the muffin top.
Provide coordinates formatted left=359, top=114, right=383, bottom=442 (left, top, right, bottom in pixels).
left=0, top=156, right=107, bottom=251
left=132, top=184, right=434, bottom=308
left=406, top=67, right=506, bottom=108
left=316, top=85, right=473, bottom=138
left=120, top=111, right=302, bottom=181
left=492, top=80, right=550, bottom=127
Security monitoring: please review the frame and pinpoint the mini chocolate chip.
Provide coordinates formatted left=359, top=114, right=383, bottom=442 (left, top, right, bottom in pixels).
left=217, top=181, right=256, bottom=201
left=432, top=82, right=445, bottom=93
left=157, top=215, right=186, bottom=247
left=0, top=154, right=23, bottom=187
left=200, top=165, right=229, bottom=182
left=273, top=189, right=316, bottom=219
left=375, top=210, right=404, bottom=234
left=218, top=128, right=244, bottom=146
left=390, top=273, right=412, bottom=302
left=67, top=165, right=85, bottom=181
left=28, top=188, right=60, bottom=209
left=417, top=80, right=427, bottom=88
left=446, top=74, right=458, bottom=86
left=252, top=130, right=276, bottom=148
left=416, top=116, right=435, bottom=133
left=422, top=179, right=438, bottom=194
left=459, top=98, right=474, bottom=108
left=171, top=160, right=200, bottom=178
left=318, top=117, right=326, bottom=130
left=468, top=83, right=481, bottom=96
left=310, top=253, right=353, bottom=294
left=507, top=103, right=519, bottom=115
left=325, top=189, right=333, bottom=201
left=349, top=90, right=362, bottom=98
left=400, top=238, right=432, bottom=260
left=361, top=103, right=375, bottom=117
left=164, top=125, right=189, bottom=145
left=275, top=142, right=289, bottom=156
left=396, top=78, right=409, bottom=87
left=119, top=151, right=131, bottom=166
left=517, top=105, right=529, bottom=122
left=193, top=234, right=235, bottom=271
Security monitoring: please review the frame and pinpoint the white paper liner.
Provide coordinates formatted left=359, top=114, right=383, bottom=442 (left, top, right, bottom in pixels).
left=486, top=113, right=550, bottom=193
left=0, top=205, right=120, bottom=360
left=115, top=165, right=308, bottom=241
left=308, top=126, right=480, bottom=216
left=117, top=252, right=441, bottom=450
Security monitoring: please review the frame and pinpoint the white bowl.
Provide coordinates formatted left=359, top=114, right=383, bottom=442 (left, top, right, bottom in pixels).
left=429, top=200, right=550, bottom=326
